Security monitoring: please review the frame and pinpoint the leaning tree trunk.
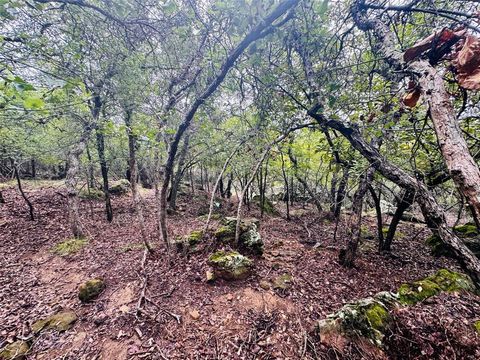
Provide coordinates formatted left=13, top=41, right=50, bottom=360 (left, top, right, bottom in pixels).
left=66, top=125, right=93, bottom=238
left=383, top=189, right=415, bottom=252
left=340, top=165, right=375, bottom=267
left=169, top=132, right=190, bottom=211
left=352, top=0, right=480, bottom=228
left=308, top=108, right=480, bottom=286
left=125, top=108, right=153, bottom=253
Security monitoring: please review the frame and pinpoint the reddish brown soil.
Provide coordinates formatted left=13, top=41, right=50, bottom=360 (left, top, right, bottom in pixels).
left=0, top=184, right=479, bottom=359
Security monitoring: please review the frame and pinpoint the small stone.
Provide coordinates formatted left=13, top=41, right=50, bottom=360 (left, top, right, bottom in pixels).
left=119, top=305, right=130, bottom=313
left=273, top=274, right=293, bottom=290
left=78, top=278, right=105, bottom=303
left=226, top=293, right=234, bottom=301
left=208, top=251, right=253, bottom=280
left=206, top=271, right=215, bottom=282
left=189, top=309, right=200, bottom=320
left=32, top=311, right=77, bottom=334
left=0, top=340, right=30, bottom=360
left=259, top=280, right=271, bottom=290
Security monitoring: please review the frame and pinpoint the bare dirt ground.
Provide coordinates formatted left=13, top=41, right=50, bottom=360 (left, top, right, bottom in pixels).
left=1, top=182, right=479, bottom=359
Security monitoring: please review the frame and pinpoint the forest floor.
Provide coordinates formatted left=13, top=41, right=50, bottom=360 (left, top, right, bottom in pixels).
left=1, top=181, right=479, bottom=359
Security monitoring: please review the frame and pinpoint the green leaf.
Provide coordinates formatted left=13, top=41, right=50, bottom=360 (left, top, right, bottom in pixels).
left=23, top=97, right=45, bottom=110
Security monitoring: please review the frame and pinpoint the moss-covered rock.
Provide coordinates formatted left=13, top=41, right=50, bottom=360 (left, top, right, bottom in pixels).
left=175, top=230, right=203, bottom=252
left=214, top=217, right=263, bottom=255
left=32, top=311, right=77, bottom=334
left=208, top=250, right=253, bottom=280
left=0, top=341, right=30, bottom=360
left=252, top=195, right=279, bottom=215
left=316, top=295, right=394, bottom=348
left=453, top=223, right=478, bottom=237
left=398, top=269, right=475, bottom=305
left=51, top=237, right=88, bottom=256
left=78, top=188, right=104, bottom=200
left=426, top=224, right=480, bottom=258
left=474, top=320, right=480, bottom=335
left=78, top=278, right=105, bottom=303
left=272, top=274, right=293, bottom=290
left=109, top=179, right=130, bottom=195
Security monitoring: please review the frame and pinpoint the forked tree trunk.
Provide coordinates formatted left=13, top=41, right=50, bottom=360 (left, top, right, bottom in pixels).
left=340, top=165, right=375, bottom=267
left=125, top=108, right=153, bottom=253
left=383, top=189, right=415, bottom=252
left=367, top=184, right=384, bottom=250
left=66, top=126, right=93, bottom=238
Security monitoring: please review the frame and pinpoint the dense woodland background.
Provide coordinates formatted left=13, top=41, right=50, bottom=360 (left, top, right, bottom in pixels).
left=1, top=0, right=480, bottom=359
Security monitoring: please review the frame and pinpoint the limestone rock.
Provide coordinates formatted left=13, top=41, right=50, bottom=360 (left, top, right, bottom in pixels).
left=214, top=217, right=263, bottom=255
left=316, top=294, right=394, bottom=349
left=32, top=310, right=77, bottom=334
left=79, top=278, right=105, bottom=303
left=208, top=250, right=253, bottom=280
left=398, top=269, right=476, bottom=305
left=174, top=230, right=203, bottom=252
left=0, top=341, right=30, bottom=360
left=109, top=179, right=130, bottom=195
left=252, top=195, right=279, bottom=215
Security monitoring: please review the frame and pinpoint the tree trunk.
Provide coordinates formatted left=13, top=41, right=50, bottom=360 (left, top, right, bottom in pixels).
left=125, top=107, right=153, bottom=253
left=86, top=144, right=95, bottom=189
left=280, top=150, right=290, bottom=220
left=334, top=167, right=349, bottom=218
left=96, top=127, right=113, bottom=222
left=66, top=125, right=93, bottom=238
left=330, top=167, right=338, bottom=213
left=11, top=159, right=34, bottom=221
left=169, top=132, right=190, bottom=211
left=368, top=184, right=384, bottom=250
left=31, top=159, right=36, bottom=179
left=383, top=189, right=415, bottom=252
left=340, top=165, right=375, bottom=267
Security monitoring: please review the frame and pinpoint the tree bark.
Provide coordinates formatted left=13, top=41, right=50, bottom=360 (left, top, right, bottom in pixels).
left=169, top=132, right=190, bottom=211
left=280, top=150, right=290, bottom=220
left=340, top=165, right=375, bottom=267
left=334, top=167, right=349, bottom=219
left=96, top=126, right=113, bottom=222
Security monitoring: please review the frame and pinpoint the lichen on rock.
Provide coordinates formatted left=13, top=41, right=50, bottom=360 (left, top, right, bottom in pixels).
left=109, top=179, right=130, bottom=195
left=175, top=230, right=203, bottom=252
left=398, top=269, right=476, bottom=305
left=316, top=294, right=394, bottom=348
left=214, top=217, right=263, bottom=255
left=208, top=250, right=253, bottom=280
left=0, top=341, right=30, bottom=360
left=78, top=278, right=106, bottom=303
left=474, top=320, right=480, bottom=335
left=32, top=310, right=77, bottom=334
